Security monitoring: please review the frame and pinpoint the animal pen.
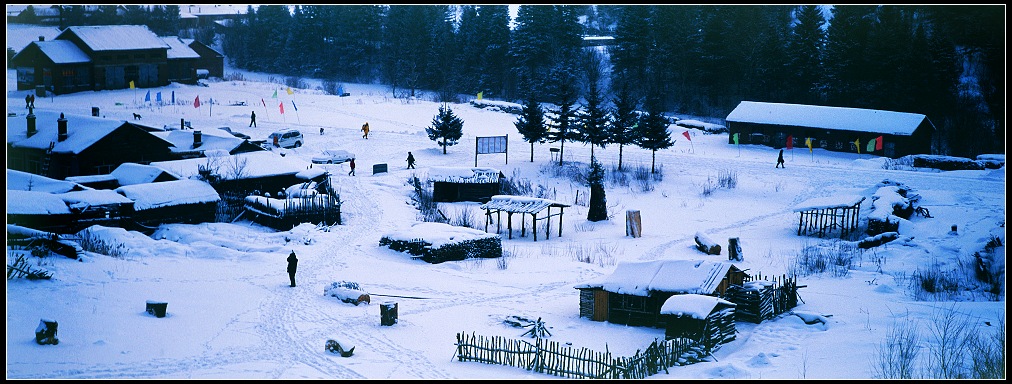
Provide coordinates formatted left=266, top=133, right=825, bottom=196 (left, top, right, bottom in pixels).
left=478, top=195, right=570, bottom=241
left=792, top=195, right=865, bottom=238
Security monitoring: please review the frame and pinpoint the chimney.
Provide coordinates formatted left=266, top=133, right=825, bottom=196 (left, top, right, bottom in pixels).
left=27, top=109, right=37, bottom=137
left=39, top=36, right=45, bottom=42
left=193, top=130, right=202, bottom=148
left=57, top=113, right=68, bottom=142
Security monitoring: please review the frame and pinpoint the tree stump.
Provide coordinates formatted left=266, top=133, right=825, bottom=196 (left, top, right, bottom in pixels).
left=380, top=302, right=398, bottom=326
left=146, top=300, right=168, bottom=318
left=34, top=318, right=58, bottom=345
left=626, top=210, right=642, bottom=238
left=728, top=237, right=743, bottom=261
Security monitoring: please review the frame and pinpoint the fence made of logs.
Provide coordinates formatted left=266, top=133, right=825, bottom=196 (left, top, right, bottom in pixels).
left=454, top=332, right=700, bottom=379
left=723, top=273, right=801, bottom=323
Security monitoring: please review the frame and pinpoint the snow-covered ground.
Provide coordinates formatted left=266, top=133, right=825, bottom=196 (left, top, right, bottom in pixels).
left=6, top=63, right=1005, bottom=379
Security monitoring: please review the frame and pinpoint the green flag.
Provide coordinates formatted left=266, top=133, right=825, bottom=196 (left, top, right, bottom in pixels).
left=866, top=137, right=876, bottom=152
left=733, top=133, right=739, bottom=145
left=272, top=89, right=278, bottom=98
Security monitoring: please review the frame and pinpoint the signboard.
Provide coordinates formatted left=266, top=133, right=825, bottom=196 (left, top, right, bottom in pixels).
left=476, top=136, right=507, bottom=154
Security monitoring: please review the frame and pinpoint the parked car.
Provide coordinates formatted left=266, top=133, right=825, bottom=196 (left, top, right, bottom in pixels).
left=312, top=149, right=356, bottom=164
left=217, top=126, right=250, bottom=140
left=268, top=129, right=304, bottom=148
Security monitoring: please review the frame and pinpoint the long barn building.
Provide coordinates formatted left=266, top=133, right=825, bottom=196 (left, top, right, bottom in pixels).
left=725, top=101, right=935, bottom=158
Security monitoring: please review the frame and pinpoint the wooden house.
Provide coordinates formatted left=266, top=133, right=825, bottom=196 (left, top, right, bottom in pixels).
left=150, top=151, right=314, bottom=196
left=161, top=36, right=200, bottom=84
left=725, top=101, right=935, bottom=158
left=151, top=128, right=264, bottom=159
left=115, top=179, right=220, bottom=229
left=65, top=162, right=182, bottom=190
left=428, top=166, right=505, bottom=203
left=6, top=190, right=75, bottom=233
left=574, top=259, right=747, bottom=328
left=186, top=39, right=224, bottom=79
left=58, top=189, right=136, bottom=232
left=7, top=111, right=176, bottom=179
left=659, top=294, right=737, bottom=352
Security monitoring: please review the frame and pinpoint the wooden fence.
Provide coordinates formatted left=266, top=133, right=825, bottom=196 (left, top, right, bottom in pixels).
left=723, top=273, right=800, bottom=323
left=454, top=332, right=700, bottom=379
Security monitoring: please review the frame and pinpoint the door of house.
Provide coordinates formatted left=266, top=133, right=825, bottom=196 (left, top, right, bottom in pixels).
left=592, top=290, right=610, bottom=322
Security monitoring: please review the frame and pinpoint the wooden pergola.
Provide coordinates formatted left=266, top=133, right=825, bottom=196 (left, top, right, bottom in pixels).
left=792, top=195, right=866, bottom=238
left=479, top=195, right=570, bottom=241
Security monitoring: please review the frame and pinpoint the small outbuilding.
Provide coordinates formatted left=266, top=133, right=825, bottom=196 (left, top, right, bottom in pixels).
left=479, top=195, right=570, bottom=241
left=428, top=166, right=505, bottom=203
left=660, top=294, right=737, bottom=351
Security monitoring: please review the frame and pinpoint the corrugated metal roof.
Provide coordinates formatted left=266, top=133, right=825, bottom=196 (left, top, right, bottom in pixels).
left=726, top=101, right=931, bottom=136
left=59, top=25, right=169, bottom=52
left=479, top=195, right=569, bottom=214
left=575, top=259, right=737, bottom=297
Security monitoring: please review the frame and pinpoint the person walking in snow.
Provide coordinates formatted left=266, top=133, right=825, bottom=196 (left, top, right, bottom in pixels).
left=249, top=111, right=257, bottom=127
left=348, top=158, right=356, bottom=176
left=25, top=94, right=31, bottom=109
left=406, top=152, right=416, bottom=169
left=361, top=122, right=370, bottom=139
left=287, top=251, right=298, bottom=287
left=30, top=94, right=35, bottom=108
left=776, top=149, right=785, bottom=168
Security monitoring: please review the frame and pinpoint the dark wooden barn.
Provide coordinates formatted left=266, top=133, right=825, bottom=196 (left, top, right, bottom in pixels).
left=660, top=294, right=737, bottom=352
left=428, top=166, right=505, bottom=203
left=7, top=111, right=176, bottom=179
left=725, top=101, right=935, bottom=158
left=574, top=260, right=747, bottom=328
left=115, top=179, right=220, bottom=230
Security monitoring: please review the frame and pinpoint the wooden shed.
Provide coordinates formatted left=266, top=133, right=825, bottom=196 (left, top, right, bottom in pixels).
left=726, top=101, right=935, bottom=158
left=428, top=166, right=504, bottom=203
left=574, top=259, right=747, bottom=328
left=660, top=294, right=737, bottom=351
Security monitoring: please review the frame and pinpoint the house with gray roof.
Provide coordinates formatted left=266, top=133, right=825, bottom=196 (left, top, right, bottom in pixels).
left=725, top=101, right=935, bottom=158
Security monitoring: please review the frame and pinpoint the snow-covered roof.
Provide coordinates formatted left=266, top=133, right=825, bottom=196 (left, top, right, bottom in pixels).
left=58, top=25, right=169, bottom=52
left=7, top=190, right=72, bottom=215
left=33, top=40, right=91, bottom=64
left=150, top=150, right=311, bottom=180
left=5, top=23, right=61, bottom=52
left=659, top=294, right=735, bottom=319
left=296, top=167, right=328, bottom=181
left=726, top=101, right=932, bottom=136
left=479, top=195, right=569, bottom=214
left=111, top=163, right=181, bottom=186
left=115, top=179, right=220, bottom=211
left=382, top=222, right=499, bottom=248
left=161, top=36, right=200, bottom=59
left=7, top=111, right=171, bottom=155
left=574, top=259, right=738, bottom=297
left=793, top=195, right=866, bottom=212
left=7, top=169, right=86, bottom=193
left=151, top=129, right=247, bottom=154
left=59, top=189, right=134, bottom=209
left=427, top=167, right=502, bottom=184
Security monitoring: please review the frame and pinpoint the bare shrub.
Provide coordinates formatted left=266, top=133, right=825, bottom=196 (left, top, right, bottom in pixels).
left=223, top=72, right=246, bottom=82
left=789, top=240, right=855, bottom=277
left=444, top=206, right=480, bottom=230
left=539, top=162, right=586, bottom=184
left=873, top=316, right=921, bottom=379
left=924, top=305, right=973, bottom=379
left=284, top=76, right=307, bottom=89
left=563, top=241, right=618, bottom=267
left=718, top=168, right=738, bottom=189
left=911, top=264, right=962, bottom=300
left=967, top=315, right=1005, bottom=379
left=78, top=227, right=128, bottom=258
left=408, top=176, right=444, bottom=223
left=321, top=79, right=344, bottom=96
left=502, top=169, right=534, bottom=196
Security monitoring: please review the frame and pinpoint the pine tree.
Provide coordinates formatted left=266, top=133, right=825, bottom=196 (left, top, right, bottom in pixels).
left=636, top=95, right=674, bottom=174
left=587, top=158, right=607, bottom=222
left=577, top=78, right=610, bottom=161
left=515, top=99, right=548, bottom=162
left=426, top=104, right=464, bottom=154
left=787, top=5, right=827, bottom=104
left=607, top=86, right=640, bottom=171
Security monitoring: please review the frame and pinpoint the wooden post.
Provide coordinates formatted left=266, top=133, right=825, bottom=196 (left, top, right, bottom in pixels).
left=558, top=206, right=564, bottom=238
left=626, top=210, right=642, bottom=238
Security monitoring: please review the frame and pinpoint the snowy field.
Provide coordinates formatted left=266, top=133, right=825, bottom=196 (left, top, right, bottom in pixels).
left=6, top=64, right=1006, bottom=379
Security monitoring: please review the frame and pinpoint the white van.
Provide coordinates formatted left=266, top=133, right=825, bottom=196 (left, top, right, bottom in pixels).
left=268, top=129, right=304, bottom=148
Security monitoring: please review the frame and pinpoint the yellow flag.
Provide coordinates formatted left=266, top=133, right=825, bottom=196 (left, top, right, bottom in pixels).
left=805, top=138, right=812, bottom=153
left=854, top=138, right=861, bottom=154
left=129, top=80, right=135, bottom=89
left=286, top=87, right=293, bottom=95
left=477, top=91, right=483, bottom=101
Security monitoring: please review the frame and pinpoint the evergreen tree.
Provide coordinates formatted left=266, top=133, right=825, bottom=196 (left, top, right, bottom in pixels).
left=635, top=94, right=674, bottom=174
left=89, top=5, right=119, bottom=26
left=546, top=64, right=581, bottom=166
left=610, top=5, right=652, bottom=97
left=587, top=158, right=608, bottom=222
left=426, top=104, right=464, bottom=154
left=607, top=85, right=640, bottom=171
left=474, top=5, right=512, bottom=99
left=325, top=5, right=383, bottom=82
left=17, top=5, right=39, bottom=24
left=577, top=77, right=610, bottom=161
left=823, top=5, right=878, bottom=108
left=786, top=5, right=826, bottom=104
left=515, top=98, right=548, bottom=162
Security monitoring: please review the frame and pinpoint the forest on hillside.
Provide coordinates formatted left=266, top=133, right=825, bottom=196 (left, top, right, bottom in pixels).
left=14, top=5, right=1005, bottom=158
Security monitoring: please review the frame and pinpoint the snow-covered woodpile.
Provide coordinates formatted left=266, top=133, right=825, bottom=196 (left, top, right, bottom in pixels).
left=866, top=180, right=921, bottom=236
left=694, top=232, right=721, bottom=255
left=243, top=185, right=341, bottom=229
left=660, top=294, right=737, bottom=352
left=909, top=154, right=1004, bottom=170
left=722, top=274, right=799, bottom=323
left=428, top=167, right=504, bottom=203
left=324, top=281, right=370, bottom=305
left=379, top=222, right=502, bottom=264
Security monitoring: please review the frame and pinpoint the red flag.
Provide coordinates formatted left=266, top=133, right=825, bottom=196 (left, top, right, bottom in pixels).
left=682, top=131, right=691, bottom=141
left=261, top=98, right=266, bottom=107
left=279, top=101, right=284, bottom=114
left=193, top=95, right=200, bottom=108
left=786, top=135, right=793, bottom=150
left=875, top=135, right=883, bottom=151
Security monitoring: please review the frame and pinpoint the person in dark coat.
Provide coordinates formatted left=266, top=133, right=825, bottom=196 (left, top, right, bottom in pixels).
left=776, top=149, right=785, bottom=168
left=287, top=251, right=298, bottom=287
left=406, top=152, right=416, bottom=169
left=25, top=94, right=31, bottom=109
left=249, top=111, right=257, bottom=127
left=30, top=94, right=35, bottom=108
left=348, top=158, right=356, bottom=176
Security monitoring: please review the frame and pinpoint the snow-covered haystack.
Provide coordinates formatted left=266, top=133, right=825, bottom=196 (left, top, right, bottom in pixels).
left=379, top=222, right=502, bottom=264
left=324, top=281, right=370, bottom=305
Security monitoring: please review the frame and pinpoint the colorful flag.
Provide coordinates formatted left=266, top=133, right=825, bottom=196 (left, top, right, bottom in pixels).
left=144, top=90, right=150, bottom=102
left=286, top=87, right=293, bottom=95
left=477, top=91, right=483, bottom=101
left=866, top=137, right=877, bottom=152
left=733, top=133, right=739, bottom=145
left=875, top=135, right=883, bottom=151
left=129, top=80, right=135, bottom=89
left=786, top=135, right=793, bottom=150
left=854, top=138, right=861, bottom=154
left=682, top=131, right=691, bottom=141
left=337, top=85, right=345, bottom=95
left=272, top=89, right=278, bottom=98
left=194, top=95, right=201, bottom=108
left=805, top=137, right=812, bottom=153
left=279, top=101, right=284, bottom=114
left=156, top=92, right=162, bottom=102
left=292, top=100, right=298, bottom=111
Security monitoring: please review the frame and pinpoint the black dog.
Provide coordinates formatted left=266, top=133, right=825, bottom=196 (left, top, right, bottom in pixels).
left=132, top=113, right=142, bottom=120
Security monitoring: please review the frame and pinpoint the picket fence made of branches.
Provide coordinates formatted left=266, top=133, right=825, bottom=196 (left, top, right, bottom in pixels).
left=454, top=332, right=699, bottom=379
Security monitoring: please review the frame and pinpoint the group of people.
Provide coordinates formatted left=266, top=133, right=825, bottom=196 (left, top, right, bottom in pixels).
left=24, top=94, right=35, bottom=109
